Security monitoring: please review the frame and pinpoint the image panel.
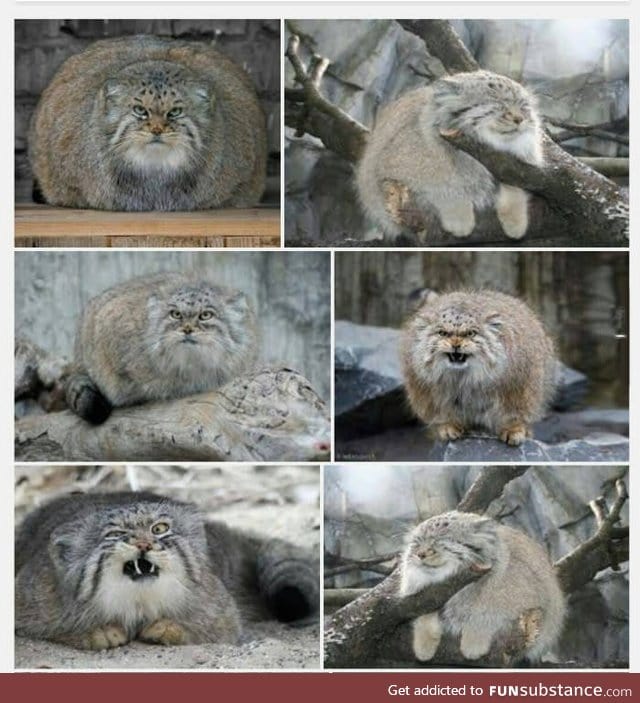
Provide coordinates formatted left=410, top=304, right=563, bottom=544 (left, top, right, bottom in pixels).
left=15, top=20, right=281, bottom=247
left=15, top=251, right=331, bottom=462
left=15, top=464, right=321, bottom=670
left=284, top=19, right=628, bottom=247
left=335, top=251, right=628, bottom=462
left=324, top=464, right=628, bottom=669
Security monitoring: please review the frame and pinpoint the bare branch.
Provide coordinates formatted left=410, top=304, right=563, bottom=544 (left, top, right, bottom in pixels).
left=546, top=117, right=629, bottom=146
left=285, top=34, right=369, bottom=162
left=397, top=20, right=479, bottom=73
left=324, top=551, right=398, bottom=578
left=457, top=466, right=529, bottom=514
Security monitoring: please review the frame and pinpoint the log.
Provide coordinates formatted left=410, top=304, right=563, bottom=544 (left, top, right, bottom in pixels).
left=15, top=367, right=331, bottom=462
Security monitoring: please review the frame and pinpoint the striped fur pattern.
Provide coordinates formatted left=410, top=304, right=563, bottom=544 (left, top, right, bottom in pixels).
left=400, top=290, right=556, bottom=446
left=356, top=70, right=543, bottom=240
left=399, top=511, right=566, bottom=663
left=65, top=272, right=258, bottom=425
left=15, top=492, right=319, bottom=650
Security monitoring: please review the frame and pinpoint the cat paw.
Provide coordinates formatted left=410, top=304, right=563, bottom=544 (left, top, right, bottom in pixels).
left=435, top=422, right=464, bottom=441
left=85, top=624, right=129, bottom=650
left=499, top=423, right=529, bottom=446
left=437, top=203, right=475, bottom=238
left=496, top=184, right=529, bottom=240
left=139, top=618, right=186, bottom=646
left=460, top=628, right=492, bottom=660
left=439, top=128, right=462, bottom=138
left=412, top=613, right=442, bottom=661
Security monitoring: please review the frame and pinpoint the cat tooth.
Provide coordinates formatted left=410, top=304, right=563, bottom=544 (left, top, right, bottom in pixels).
left=134, top=559, right=142, bottom=575
left=150, top=563, right=155, bottom=574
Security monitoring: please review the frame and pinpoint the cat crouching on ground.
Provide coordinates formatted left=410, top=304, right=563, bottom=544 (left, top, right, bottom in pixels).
left=29, top=35, right=267, bottom=211
left=356, top=70, right=544, bottom=240
left=15, top=491, right=319, bottom=650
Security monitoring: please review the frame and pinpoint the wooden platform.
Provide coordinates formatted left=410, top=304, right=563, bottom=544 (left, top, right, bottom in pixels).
left=14, top=204, right=281, bottom=248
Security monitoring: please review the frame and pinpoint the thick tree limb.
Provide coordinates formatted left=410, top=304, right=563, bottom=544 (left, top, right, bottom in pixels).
left=397, top=20, right=479, bottom=73
left=15, top=367, right=331, bottom=462
left=457, top=466, right=529, bottom=513
left=324, top=479, right=628, bottom=667
left=546, top=117, right=629, bottom=146
left=324, top=551, right=397, bottom=578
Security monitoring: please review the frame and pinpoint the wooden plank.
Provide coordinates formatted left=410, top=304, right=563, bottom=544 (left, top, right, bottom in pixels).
left=15, top=204, right=281, bottom=247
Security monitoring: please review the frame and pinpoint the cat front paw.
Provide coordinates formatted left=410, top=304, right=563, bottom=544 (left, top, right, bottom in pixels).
left=435, top=422, right=464, bottom=441
left=84, top=624, right=129, bottom=650
left=499, top=423, right=529, bottom=446
left=460, top=628, right=492, bottom=660
left=139, top=618, right=186, bottom=645
left=496, top=184, right=529, bottom=240
left=412, top=613, right=442, bottom=661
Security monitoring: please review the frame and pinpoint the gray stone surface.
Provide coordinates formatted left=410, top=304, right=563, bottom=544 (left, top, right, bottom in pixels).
left=324, top=464, right=628, bottom=667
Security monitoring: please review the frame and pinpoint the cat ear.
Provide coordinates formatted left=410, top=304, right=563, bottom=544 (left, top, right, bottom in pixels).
left=226, top=291, right=251, bottom=316
left=102, top=78, right=125, bottom=100
left=48, top=527, right=74, bottom=571
left=407, top=287, right=439, bottom=314
left=191, top=84, right=214, bottom=105
left=484, top=313, right=503, bottom=331
left=434, top=76, right=463, bottom=99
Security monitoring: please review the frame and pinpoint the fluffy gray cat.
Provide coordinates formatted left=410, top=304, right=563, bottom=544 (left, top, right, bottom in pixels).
left=29, top=35, right=267, bottom=211
left=357, top=70, right=543, bottom=240
left=15, top=491, right=319, bottom=649
left=399, top=511, right=565, bottom=662
left=65, top=272, right=258, bottom=425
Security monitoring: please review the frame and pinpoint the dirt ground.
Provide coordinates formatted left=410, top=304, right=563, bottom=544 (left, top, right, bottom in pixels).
left=14, top=464, right=321, bottom=670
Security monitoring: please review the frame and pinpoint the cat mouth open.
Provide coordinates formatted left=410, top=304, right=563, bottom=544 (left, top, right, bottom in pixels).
left=123, top=557, right=159, bottom=581
left=446, top=350, right=469, bottom=365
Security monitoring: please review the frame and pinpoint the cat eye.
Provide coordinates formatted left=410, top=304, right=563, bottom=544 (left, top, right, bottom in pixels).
left=438, top=330, right=448, bottom=337
left=167, top=107, right=183, bottom=119
left=199, top=310, right=214, bottom=321
left=170, top=310, right=182, bottom=320
left=132, top=105, right=149, bottom=119
left=151, top=522, right=170, bottom=535
left=104, top=529, right=127, bottom=540
left=466, top=330, right=477, bottom=338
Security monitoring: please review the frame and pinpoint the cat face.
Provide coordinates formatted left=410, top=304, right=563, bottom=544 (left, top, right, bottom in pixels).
left=100, top=61, right=212, bottom=172
left=404, top=512, right=497, bottom=583
left=146, top=283, right=253, bottom=367
left=434, top=70, right=542, bottom=165
left=407, top=298, right=508, bottom=385
left=49, top=497, right=205, bottom=621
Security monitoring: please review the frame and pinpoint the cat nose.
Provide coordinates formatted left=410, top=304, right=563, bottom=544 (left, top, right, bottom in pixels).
left=134, top=539, right=152, bottom=552
left=182, top=324, right=193, bottom=334
left=149, top=122, right=165, bottom=135
left=511, top=113, right=523, bottom=124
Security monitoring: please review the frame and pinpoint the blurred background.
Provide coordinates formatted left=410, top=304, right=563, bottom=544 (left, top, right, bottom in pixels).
left=285, top=19, right=629, bottom=243
left=15, top=19, right=281, bottom=205
left=15, top=251, right=331, bottom=402
left=324, top=464, right=628, bottom=668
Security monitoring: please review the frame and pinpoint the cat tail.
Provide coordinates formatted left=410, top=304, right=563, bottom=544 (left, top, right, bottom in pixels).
left=257, top=538, right=320, bottom=625
left=65, top=369, right=112, bottom=425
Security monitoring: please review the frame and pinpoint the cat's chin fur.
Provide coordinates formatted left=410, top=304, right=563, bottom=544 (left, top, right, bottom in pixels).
left=475, top=123, right=543, bottom=166
left=122, top=141, right=193, bottom=171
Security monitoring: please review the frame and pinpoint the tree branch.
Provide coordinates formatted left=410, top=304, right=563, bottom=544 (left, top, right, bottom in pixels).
left=457, top=466, right=529, bottom=513
left=15, top=367, right=331, bottom=463
left=285, top=34, right=368, bottom=162
left=397, top=20, right=479, bottom=73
